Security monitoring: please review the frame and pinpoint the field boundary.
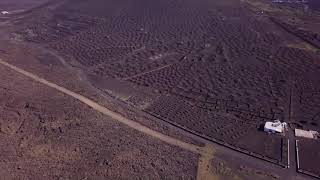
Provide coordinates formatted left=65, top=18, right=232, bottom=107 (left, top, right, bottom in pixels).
left=144, top=110, right=288, bottom=168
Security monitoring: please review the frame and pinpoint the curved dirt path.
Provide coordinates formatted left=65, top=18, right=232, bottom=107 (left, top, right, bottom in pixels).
left=0, top=58, right=216, bottom=179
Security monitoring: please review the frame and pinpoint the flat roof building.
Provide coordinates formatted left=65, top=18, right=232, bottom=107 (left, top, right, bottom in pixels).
left=295, top=129, right=318, bottom=139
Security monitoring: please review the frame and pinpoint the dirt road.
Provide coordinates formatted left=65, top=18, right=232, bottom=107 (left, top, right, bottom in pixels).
left=0, top=58, right=217, bottom=179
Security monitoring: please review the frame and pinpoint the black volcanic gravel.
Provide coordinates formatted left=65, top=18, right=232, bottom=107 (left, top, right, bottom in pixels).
left=14, top=0, right=320, bottom=168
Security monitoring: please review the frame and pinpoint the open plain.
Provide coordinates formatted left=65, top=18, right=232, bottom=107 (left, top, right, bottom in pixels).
left=0, top=0, right=319, bottom=179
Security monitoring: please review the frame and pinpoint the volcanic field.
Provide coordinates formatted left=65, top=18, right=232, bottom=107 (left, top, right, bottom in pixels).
left=0, top=0, right=319, bottom=179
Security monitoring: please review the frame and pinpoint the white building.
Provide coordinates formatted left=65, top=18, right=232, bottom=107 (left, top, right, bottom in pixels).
left=1, top=11, right=9, bottom=15
left=264, top=120, right=287, bottom=133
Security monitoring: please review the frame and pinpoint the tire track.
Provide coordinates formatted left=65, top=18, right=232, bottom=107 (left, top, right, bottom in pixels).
left=122, top=62, right=174, bottom=81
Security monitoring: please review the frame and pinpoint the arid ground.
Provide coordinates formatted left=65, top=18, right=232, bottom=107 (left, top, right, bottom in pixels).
left=0, top=0, right=319, bottom=179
